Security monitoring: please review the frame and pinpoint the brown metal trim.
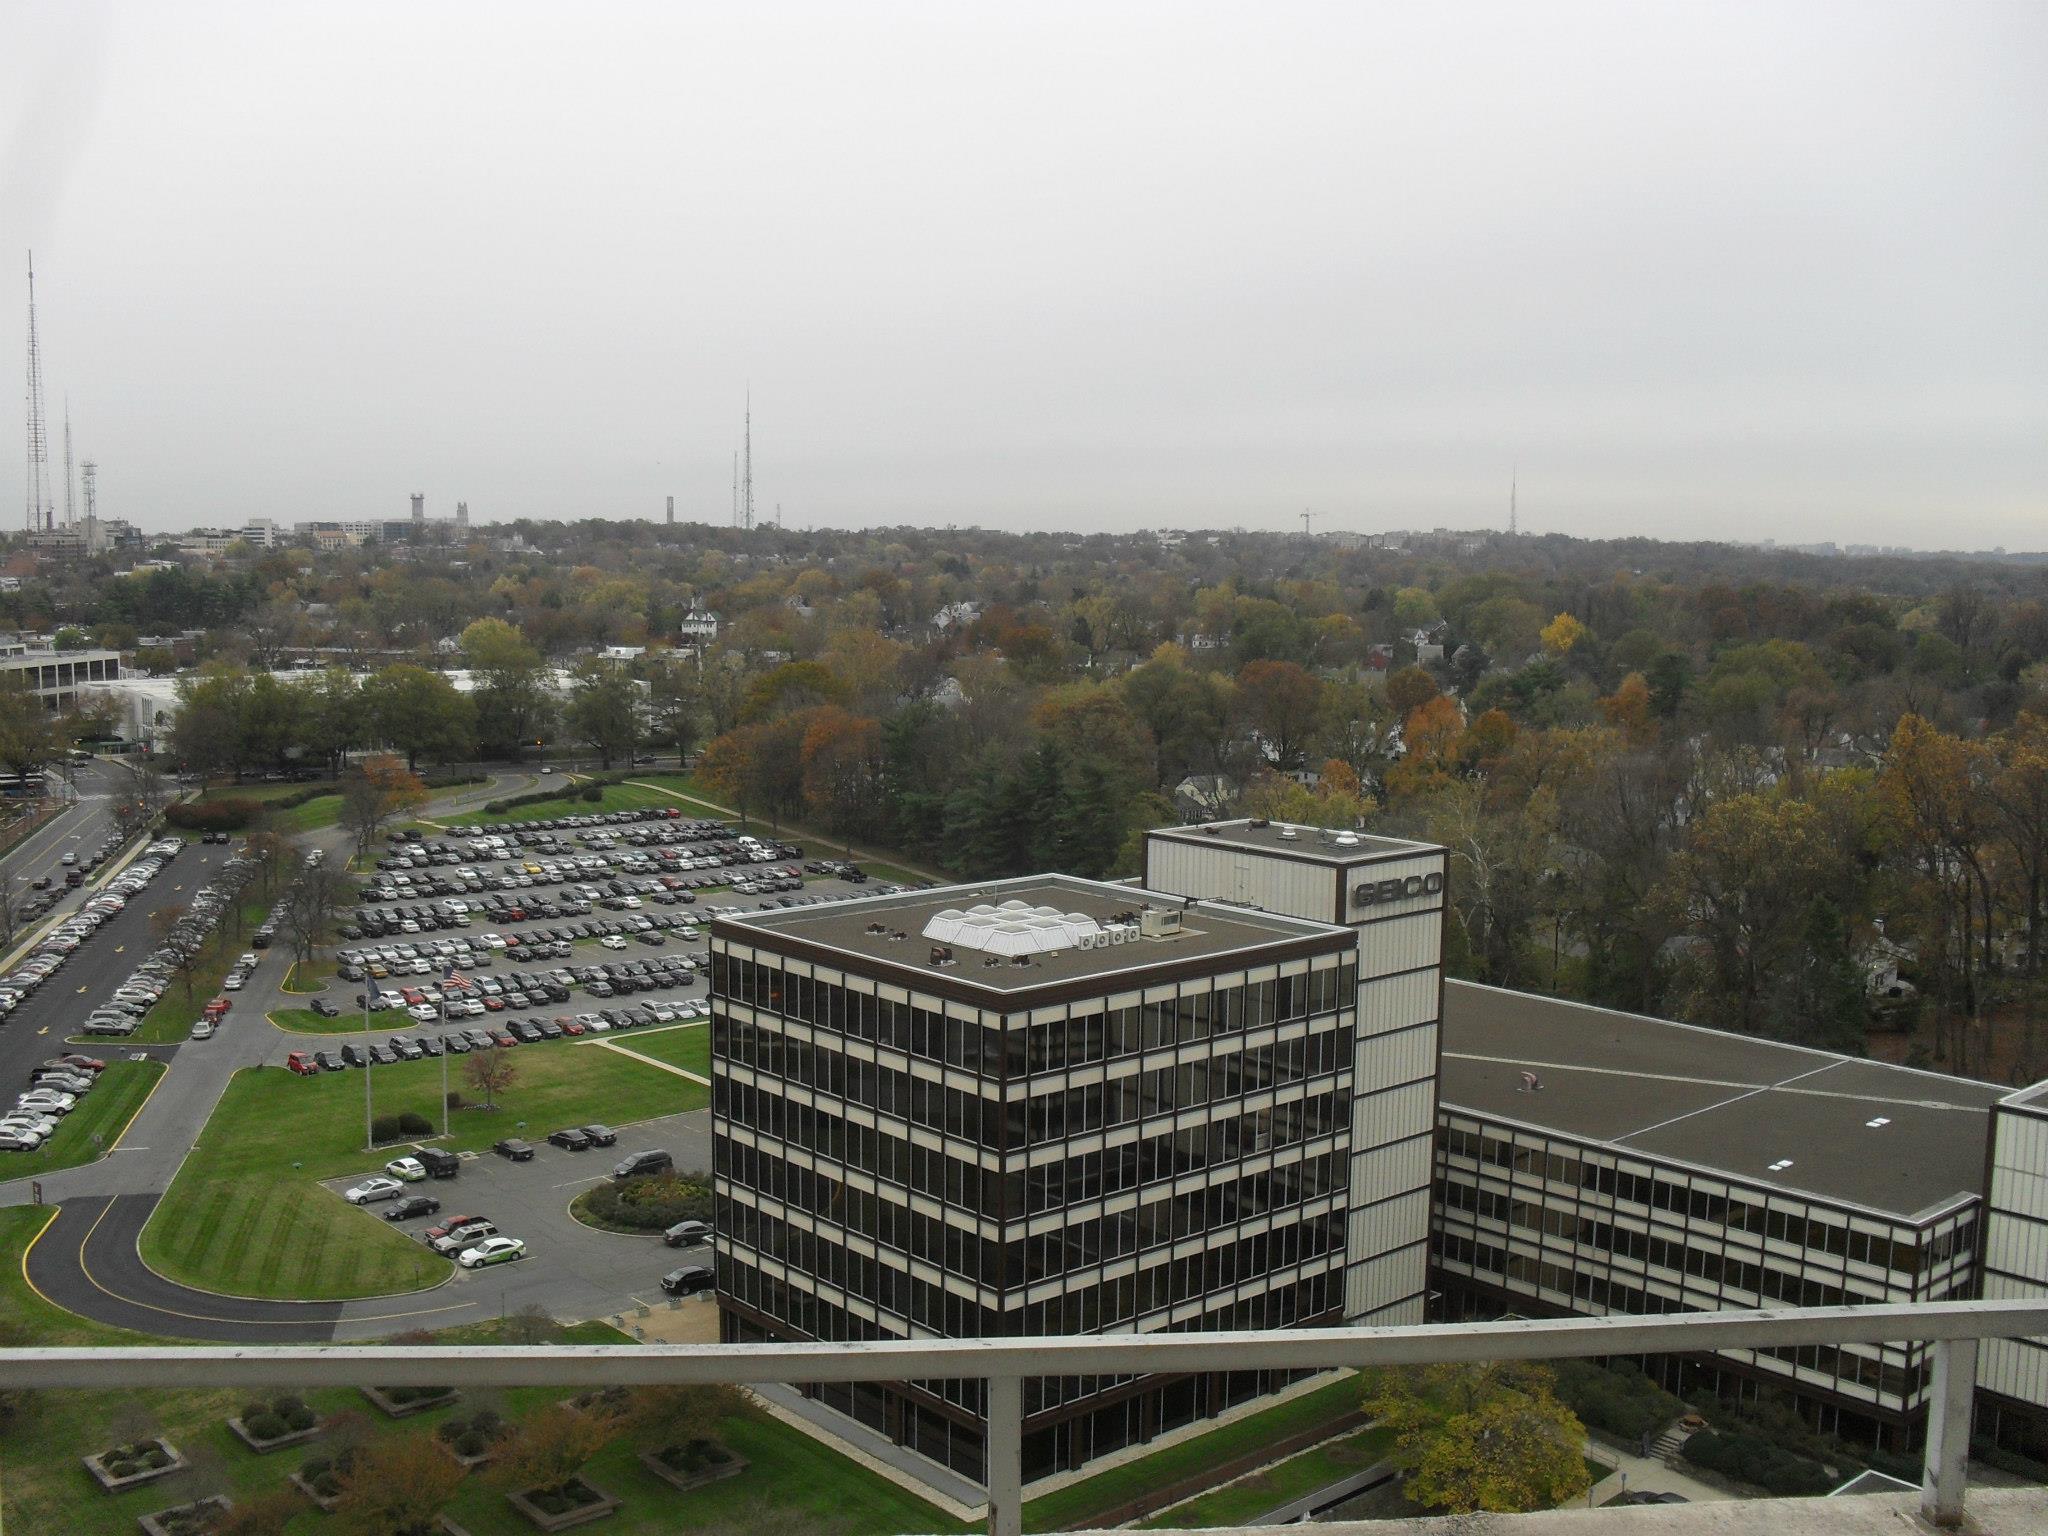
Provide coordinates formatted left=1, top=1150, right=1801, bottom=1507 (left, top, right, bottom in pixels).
left=710, top=921, right=1355, bottom=1011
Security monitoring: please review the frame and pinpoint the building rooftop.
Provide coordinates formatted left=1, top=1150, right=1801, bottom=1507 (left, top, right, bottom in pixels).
left=1440, top=982, right=2004, bottom=1220
left=713, top=875, right=1353, bottom=999
left=1148, top=818, right=1437, bottom=866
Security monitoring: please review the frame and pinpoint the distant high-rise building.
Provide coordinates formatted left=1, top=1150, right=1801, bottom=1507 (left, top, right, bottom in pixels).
left=410, top=492, right=425, bottom=529
left=456, top=500, right=469, bottom=529
left=666, top=495, right=675, bottom=525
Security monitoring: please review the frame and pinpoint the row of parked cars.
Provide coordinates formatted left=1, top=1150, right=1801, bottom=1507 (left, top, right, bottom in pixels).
left=81, top=848, right=259, bottom=1039
left=0, top=1052, right=107, bottom=1150
left=0, top=838, right=182, bottom=1027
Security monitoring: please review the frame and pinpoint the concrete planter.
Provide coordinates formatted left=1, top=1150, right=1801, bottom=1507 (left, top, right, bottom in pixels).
left=360, top=1384, right=460, bottom=1419
left=288, top=1470, right=344, bottom=1513
left=505, top=1478, right=621, bottom=1531
left=84, top=1439, right=187, bottom=1494
left=136, top=1495, right=231, bottom=1536
left=637, top=1444, right=747, bottom=1494
left=226, top=1413, right=321, bottom=1454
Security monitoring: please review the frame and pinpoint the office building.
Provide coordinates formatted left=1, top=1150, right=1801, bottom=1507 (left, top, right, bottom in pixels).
left=1144, top=819, right=1447, bottom=1326
left=1980, top=1083, right=2048, bottom=1459
left=1433, top=983, right=1994, bottom=1450
left=710, top=874, right=1395, bottom=1481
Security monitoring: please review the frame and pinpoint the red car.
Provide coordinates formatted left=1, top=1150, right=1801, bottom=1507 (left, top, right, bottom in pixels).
left=488, top=1029, right=517, bottom=1048
left=203, top=996, right=231, bottom=1020
left=422, top=1213, right=486, bottom=1246
left=286, top=1051, right=319, bottom=1077
left=559, top=1019, right=586, bottom=1036
left=48, top=1054, right=106, bottom=1074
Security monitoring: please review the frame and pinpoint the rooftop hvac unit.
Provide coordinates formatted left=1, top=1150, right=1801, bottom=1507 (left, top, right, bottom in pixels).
left=1276, top=824, right=1298, bottom=841
left=928, top=945, right=955, bottom=967
left=1247, top=817, right=1270, bottom=828
left=1139, top=908, right=1183, bottom=940
left=1201, top=824, right=1221, bottom=835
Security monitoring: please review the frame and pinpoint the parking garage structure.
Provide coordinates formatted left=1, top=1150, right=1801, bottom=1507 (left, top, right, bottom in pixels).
left=707, top=875, right=1392, bottom=1484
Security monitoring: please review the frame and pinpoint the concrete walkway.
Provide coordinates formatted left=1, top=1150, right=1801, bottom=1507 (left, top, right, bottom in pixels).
left=588, top=1032, right=711, bottom=1086
left=1583, top=1438, right=1731, bottom=1506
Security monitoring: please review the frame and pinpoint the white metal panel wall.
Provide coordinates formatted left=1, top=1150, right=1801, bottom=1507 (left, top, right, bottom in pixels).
left=1356, top=1023, right=1436, bottom=1094
left=1352, top=1132, right=1433, bottom=1203
left=1357, top=968, right=1439, bottom=1037
left=1144, top=837, right=1339, bottom=922
left=1983, top=1105, right=2048, bottom=1409
left=1344, top=1243, right=1427, bottom=1319
left=1352, top=1079, right=1435, bottom=1154
left=1347, top=1189, right=1431, bottom=1265
left=1345, top=852, right=1447, bottom=925
left=1355, top=912, right=1444, bottom=978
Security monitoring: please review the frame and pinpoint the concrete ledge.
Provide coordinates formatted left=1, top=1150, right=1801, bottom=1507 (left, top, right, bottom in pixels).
left=1093, top=1486, right=2048, bottom=1536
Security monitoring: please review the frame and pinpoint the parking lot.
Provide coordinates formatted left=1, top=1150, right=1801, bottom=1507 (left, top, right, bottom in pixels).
left=319, top=1098, right=715, bottom=1330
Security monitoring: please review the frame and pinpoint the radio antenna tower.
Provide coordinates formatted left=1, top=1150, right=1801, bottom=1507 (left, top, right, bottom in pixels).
left=1509, top=466, right=1518, bottom=536
left=731, top=449, right=739, bottom=527
left=63, top=397, right=75, bottom=527
left=741, top=390, right=755, bottom=531
left=24, top=253, right=52, bottom=533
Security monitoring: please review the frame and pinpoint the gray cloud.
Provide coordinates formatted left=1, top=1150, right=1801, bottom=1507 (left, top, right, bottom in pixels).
left=3, top=0, right=2043, bottom=546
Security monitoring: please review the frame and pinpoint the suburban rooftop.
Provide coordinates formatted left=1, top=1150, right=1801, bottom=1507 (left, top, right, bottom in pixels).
left=712, top=874, right=1353, bottom=995
left=1148, top=818, right=1438, bottom=865
left=1440, top=981, right=2005, bottom=1221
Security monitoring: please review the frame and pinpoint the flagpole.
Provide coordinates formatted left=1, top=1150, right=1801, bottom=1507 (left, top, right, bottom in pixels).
left=363, top=971, right=374, bottom=1152
left=440, top=982, right=450, bottom=1139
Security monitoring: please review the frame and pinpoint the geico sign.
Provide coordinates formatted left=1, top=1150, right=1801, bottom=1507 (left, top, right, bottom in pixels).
left=1353, top=871, right=1444, bottom=908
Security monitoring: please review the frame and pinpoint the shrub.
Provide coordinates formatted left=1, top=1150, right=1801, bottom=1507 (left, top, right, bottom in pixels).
left=1553, top=1360, right=1688, bottom=1441
left=579, top=784, right=603, bottom=802
left=457, top=1430, right=489, bottom=1458
left=576, top=1171, right=713, bottom=1232
left=243, top=1410, right=288, bottom=1442
left=371, top=1112, right=434, bottom=1142
left=167, top=799, right=261, bottom=832
left=1682, top=1429, right=1833, bottom=1496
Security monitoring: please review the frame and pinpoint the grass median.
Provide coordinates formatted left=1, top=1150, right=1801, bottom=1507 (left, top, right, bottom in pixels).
left=140, top=1042, right=707, bottom=1301
left=1137, top=1421, right=1394, bottom=1528
left=603, top=1022, right=709, bottom=1077
left=0, top=1060, right=163, bottom=1179
left=80, top=894, right=273, bottom=1046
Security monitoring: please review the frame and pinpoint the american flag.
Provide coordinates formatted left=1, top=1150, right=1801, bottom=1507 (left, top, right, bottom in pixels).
left=442, top=967, right=470, bottom=989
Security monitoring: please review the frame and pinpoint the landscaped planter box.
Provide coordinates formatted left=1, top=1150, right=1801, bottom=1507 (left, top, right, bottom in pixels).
left=84, top=1439, right=187, bottom=1493
left=560, top=1387, right=632, bottom=1421
left=288, top=1470, right=344, bottom=1514
left=435, top=1408, right=510, bottom=1469
left=226, top=1409, right=321, bottom=1458
left=360, top=1383, right=459, bottom=1419
left=137, top=1495, right=231, bottom=1536
left=506, top=1478, right=621, bottom=1531
left=638, top=1441, right=747, bottom=1494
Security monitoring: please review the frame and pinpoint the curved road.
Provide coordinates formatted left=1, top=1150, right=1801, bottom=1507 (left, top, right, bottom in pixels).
left=7, top=768, right=547, bottom=1341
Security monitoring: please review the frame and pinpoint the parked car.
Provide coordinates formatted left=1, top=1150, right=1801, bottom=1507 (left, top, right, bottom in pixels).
left=286, top=1051, right=320, bottom=1077
left=663, top=1220, right=712, bottom=1248
left=345, top=1176, right=404, bottom=1205
left=492, top=1137, right=536, bottom=1162
left=580, top=1124, right=618, bottom=1147
left=613, top=1149, right=673, bottom=1180
left=385, top=1156, right=428, bottom=1182
left=458, top=1236, right=527, bottom=1269
left=311, top=998, right=342, bottom=1018
left=415, top=1147, right=461, bottom=1179
left=429, top=1219, right=496, bottom=1254
left=660, top=1265, right=714, bottom=1296
left=383, top=1195, right=442, bottom=1221
left=546, top=1127, right=591, bottom=1151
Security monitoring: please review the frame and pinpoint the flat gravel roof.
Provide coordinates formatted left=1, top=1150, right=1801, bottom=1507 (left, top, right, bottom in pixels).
left=1441, top=982, right=2002, bottom=1221
left=714, top=875, right=1351, bottom=996
left=1148, top=820, right=1438, bottom=866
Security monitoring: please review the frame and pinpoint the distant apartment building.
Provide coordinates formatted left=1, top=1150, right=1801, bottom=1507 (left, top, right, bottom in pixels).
left=710, top=875, right=1388, bottom=1481
left=677, top=609, right=720, bottom=645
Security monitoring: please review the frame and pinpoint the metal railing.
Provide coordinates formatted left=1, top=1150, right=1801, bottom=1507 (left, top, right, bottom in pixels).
left=6, top=1300, right=2046, bottom=1534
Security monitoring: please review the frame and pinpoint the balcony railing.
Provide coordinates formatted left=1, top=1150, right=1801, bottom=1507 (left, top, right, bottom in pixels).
left=6, top=1300, right=2046, bottom=1534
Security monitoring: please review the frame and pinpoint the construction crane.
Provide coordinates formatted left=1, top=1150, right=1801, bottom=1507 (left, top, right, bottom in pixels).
left=1300, top=508, right=1326, bottom=537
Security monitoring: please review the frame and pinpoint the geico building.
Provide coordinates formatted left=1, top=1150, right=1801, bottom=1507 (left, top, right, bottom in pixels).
left=1140, top=817, right=2048, bottom=1455
left=1433, top=983, right=1995, bottom=1449
left=709, top=874, right=1426, bottom=1483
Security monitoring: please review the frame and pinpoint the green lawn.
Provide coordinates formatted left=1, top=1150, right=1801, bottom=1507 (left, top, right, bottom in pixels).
left=604, top=1023, right=709, bottom=1077
left=436, top=781, right=685, bottom=827
left=280, top=956, right=333, bottom=993
left=267, top=1006, right=358, bottom=1033
left=1021, top=1372, right=1364, bottom=1531
left=1138, top=1423, right=1394, bottom=1529
left=140, top=1045, right=706, bottom=1300
left=1, top=1060, right=163, bottom=1179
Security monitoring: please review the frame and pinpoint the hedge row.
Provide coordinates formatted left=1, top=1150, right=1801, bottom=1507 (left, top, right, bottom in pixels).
left=167, top=799, right=262, bottom=831
left=371, top=1111, right=435, bottom=1144
left=1552, top=1360, right=1689, bottom=1442
left=480, top=774, right=629, bottom=816
left=1681, top=1429, right=1835, bottom=1496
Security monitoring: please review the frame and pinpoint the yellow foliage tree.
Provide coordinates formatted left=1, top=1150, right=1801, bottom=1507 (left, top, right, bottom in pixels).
left=1539, top=612, right=1588, bottom=655
left=1366, top=1361, right=1592, bottom=1515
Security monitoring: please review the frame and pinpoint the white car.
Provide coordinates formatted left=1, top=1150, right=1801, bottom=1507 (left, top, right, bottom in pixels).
left=221, top=973, right=246, bottom=991
left=385, top=1156, right=427, bottom=1182
left=17, top=1091, right=76, bottom=1112
left=457, top=1235, right=527, bottom=1268
left=237, top=953, right=259, bottom=969
left=599, top=935, right=627, bottom=951
left=345, top=1176, right=404, bottom=1205
left=191, top=1019, right=214, bottom=1039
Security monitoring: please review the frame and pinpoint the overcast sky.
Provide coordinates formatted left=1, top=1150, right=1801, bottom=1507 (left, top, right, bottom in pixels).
left=3, top=2, right=2043, bottom=547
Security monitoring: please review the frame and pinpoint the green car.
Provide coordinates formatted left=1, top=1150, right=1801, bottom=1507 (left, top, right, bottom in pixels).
left=457, top=1236, right=526, bottom=1269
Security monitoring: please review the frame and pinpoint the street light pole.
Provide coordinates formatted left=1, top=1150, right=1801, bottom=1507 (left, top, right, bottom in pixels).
left=363, top=974, right=374, bottom=1152
left=439, top=991, right=450, bottom=1138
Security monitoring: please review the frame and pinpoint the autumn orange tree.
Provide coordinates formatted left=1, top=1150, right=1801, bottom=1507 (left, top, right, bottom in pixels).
left=340, top=753, right=428, bottom=865
left=798, top=705, right=886, bottom=837
left=332, top=1432, right=465, bottom=1536
left=489, top=1404, right=614, bottom=1500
